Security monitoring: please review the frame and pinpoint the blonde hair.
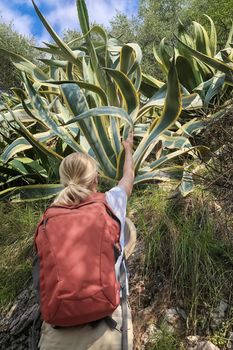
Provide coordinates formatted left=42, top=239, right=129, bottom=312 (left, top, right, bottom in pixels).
left=53, top=152, right=97, bottom=206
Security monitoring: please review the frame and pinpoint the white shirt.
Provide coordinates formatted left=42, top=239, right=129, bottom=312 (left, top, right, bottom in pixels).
left=105, top=186, right=128, bottom=248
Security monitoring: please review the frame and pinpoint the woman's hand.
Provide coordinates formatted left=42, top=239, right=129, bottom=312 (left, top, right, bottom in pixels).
left=119, top=132, right=135, bottom=197
left=122, top=132, right=134, bottom=152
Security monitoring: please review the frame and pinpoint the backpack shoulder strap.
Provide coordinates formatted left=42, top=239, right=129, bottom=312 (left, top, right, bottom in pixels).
left=70, top=192, right=121, bottom=227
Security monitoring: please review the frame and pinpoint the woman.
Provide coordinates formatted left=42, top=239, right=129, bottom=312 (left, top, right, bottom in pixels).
left=38, top=132, right=135, bottom=350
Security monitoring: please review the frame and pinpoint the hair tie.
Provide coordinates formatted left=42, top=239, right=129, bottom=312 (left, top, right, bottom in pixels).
left=68, top=181, right=78, bottom=187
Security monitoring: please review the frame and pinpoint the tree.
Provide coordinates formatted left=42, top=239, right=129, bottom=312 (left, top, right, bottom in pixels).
left=0, top=21, right=38, bottom=92
left=137, top=0, right=185, bottom=76
left=109, top=12, right=137, bottom=43
left=62, top=29, right=82, bottom=43
left=184, top=0, right=233, bottom=44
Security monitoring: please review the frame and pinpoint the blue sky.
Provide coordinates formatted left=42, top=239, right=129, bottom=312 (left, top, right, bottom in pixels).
left=0, top=0, right=139, bottom=44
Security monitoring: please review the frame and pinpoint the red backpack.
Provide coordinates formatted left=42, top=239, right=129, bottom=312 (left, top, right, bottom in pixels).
left=33, top=193, right=121, bottom=327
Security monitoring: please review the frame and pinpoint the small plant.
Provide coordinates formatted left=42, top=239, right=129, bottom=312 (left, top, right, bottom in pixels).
left=209, top=308, right=233, bottom=348
left=149, top=323, right=184, bottom=350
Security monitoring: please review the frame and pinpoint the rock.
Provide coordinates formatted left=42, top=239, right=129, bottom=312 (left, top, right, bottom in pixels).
left=211, top=300, right=229, bottom=330
left=196, top=341, right=220, bottom=350
left=165, top=308, right=180, bottom=324
left=140, top=323, right=158, bottom=350
left=163, top=307, right=186, bottom=334
left=218, top=300, right=228, bottom=316
left=186, top=335, right=200, bottom=347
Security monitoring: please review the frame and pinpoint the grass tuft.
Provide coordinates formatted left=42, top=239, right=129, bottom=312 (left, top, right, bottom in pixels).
left=0, top=202, right=46, bottom=309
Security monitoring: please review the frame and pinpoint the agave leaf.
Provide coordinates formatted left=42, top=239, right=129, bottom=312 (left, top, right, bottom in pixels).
left=176, top=119, right=205, bottom=137
left=133, top=65, right=142, bottom=92
left=76, top=0, right=90, bottom=34
left=33, top=45, right=62, bottom=55
left=60, top=83, right=117, bottom=177
left=91, top=26, right=108, bottom=66
left=1, top=130, right=56, bottom=163
left=160, top=134, right=192, bottom=149
left=176, top=55, right=199, bottom=91
left=193, top=21, right=212, bottom=56
left=32, top=0, right=82, bottom=68
left=175, top=35, right=233, bottom=76
left=0, top=109, right=32, bottom=123
left=8, top=158, right=31, bottom=175
left=120, top=43, right=142, bottom=76
left=134, top=166, right=184, bottom=184
left=0, top=184, right=62, bottom=202
left=38, top=80, right=109, bottom=106
left=39, top=59, right=68, bottom=68
left=204, top=72, right=226, bottom=106
left=141, top=146, right=199, bottom=173
left=177, top=167, right=194, bottom=196
left=226, top=21, right=233, bottom=48
left=138, top=87, right=202, bottom=120
left=140, top=73, right=165, bottom=98
left=105, top=68, right=139, bottom=121
left=1, top=138, right=31, bottom=163
left=204, top=15, right=217, bottom=57
left=141, top=73, right=164, bottom=89
left=66, top=106, right=133, bottom=127
left=176, top=26, right=207, bottom=85
left=0, top=48, right=48, bottom=81
left=182, top=93, right=203, bottom=109
left=109, top=118, right=121, bottom=155
left=5, top=107, right=63, bottom=162
left=8, top=157, right=43, bottom=175
left=178, top=20, right=195, bottom=48
left=0, top=175, right=25, bottom=186
left=133, top=56, right=182, bottom=171
left=153, top=42, right=168, bottom=74
left=65, top=106, right=133, bottom=178
left=76, top=0, right=106, bottom=89
left=158, top=38, right=171, bottom=71
left=0, top=165, right=20, bottom=177
left=23, top=76, right=84, bottom=153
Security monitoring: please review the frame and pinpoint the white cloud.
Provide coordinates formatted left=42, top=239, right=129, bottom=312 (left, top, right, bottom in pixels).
left=0, top=0, right=137, bottom=44
left=36, top=29, right=51, bottom=45
left=86, top=0, right=136, bottom=24
left=0, top=2, right=34, bottom=37
left=37, top=0, right=136, bottom=40
left=44, top=0, right=136, bottom=34
left=47, top=2, right=78, bottom=32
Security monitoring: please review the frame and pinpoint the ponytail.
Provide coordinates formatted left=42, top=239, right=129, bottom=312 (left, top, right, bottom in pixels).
left=52, top=153, right=97, bottom=206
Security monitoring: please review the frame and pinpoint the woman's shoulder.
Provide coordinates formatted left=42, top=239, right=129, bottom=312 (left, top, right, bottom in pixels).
left=105, top=186, right=127, bottom=197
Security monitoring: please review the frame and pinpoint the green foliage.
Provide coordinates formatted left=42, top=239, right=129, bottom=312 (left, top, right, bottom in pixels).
left=154, top=16, right=233, bottom=107
left=209, top=312, right=233, bottom=348
left=132, top=186, right=233, bottom=333
left=0, top=201, right=46, bottom=307
left=149, top=323, right=184, bottom=350
left=109, top=12, right=137, bottom=44
left=138, top=0, right=183, bottom=77
left=185, top=0, right=233, bottom=43
left=0, top=21, right=38, bottom=92
left=109, top=0, right=233, bottom=78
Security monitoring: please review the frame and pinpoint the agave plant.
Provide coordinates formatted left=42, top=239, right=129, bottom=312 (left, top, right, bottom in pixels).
left=0, top=0, right=205, bottom=201
left=153, top=16, right=233, bottom=107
